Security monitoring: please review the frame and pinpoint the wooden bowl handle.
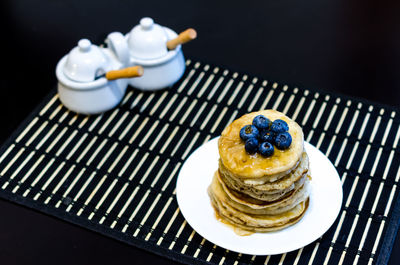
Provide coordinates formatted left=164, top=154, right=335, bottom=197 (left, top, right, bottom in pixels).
left=166, top=28, right=197, bottom=50
left=105, top=66, right=144, bottom=81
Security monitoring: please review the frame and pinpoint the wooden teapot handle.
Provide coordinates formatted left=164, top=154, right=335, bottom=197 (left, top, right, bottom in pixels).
left=105, top=66, right=144, bottom=81
left=166, top=28, right=197, bottom=50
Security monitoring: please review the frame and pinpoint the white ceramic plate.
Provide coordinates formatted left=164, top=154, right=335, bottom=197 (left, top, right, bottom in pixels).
left=176, top=137, right=343, bottom=255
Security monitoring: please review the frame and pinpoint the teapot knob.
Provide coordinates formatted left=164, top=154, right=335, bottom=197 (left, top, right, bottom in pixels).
left=78, top=39, right=91, bottom=52
left=140, top=17, right=154, bottom=30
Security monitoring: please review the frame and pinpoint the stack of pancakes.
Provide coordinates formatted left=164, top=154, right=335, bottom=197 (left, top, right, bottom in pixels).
left=208, top=110, right=310, bottom=233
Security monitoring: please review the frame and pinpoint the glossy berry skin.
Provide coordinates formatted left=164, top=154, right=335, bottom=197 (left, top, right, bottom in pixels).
left=275, top=132, right=292, bottom=150
left=270, top=119, right=289, bottom=133
left=252, top=115, right=271, bottom=131
left=259, top=142, right=274, bottom=157
left=245, top=138, right=259, bottom=154
left=259, top=130, right=275, bottom=144
left=240, top=125, right=259, bottom=141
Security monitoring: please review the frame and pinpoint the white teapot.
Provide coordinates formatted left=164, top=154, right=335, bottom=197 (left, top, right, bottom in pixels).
left=56, top=37, right=143, bottom=114
left=114, top=17, right=196, bottom=91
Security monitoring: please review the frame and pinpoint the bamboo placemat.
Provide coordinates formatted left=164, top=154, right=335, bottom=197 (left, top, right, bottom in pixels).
left=0, top=60, right=399, bottom=265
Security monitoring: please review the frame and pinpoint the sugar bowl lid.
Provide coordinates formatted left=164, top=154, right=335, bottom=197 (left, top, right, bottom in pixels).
left=127, top=17, right=170, bottom=60
left=63, top=39, right=110, bottom=82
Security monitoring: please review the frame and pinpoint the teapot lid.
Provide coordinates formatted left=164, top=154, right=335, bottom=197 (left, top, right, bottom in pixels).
left=127, top=17, right=169, bottom=60
left=63, top=39, right=110, bottom=82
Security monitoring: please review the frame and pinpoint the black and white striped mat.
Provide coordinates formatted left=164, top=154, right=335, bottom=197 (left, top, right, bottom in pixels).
left=0, top=60, right=399, bottom=265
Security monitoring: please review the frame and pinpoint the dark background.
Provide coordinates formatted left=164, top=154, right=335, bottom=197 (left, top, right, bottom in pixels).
left=1, top=0, right=399, bottom=264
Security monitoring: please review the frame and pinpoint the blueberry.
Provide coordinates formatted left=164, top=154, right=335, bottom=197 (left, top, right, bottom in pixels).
left=271, top=119, right=289, bottom=133
left=275, top=132, right=292, bottom=150
left=252, top=115, right=271, bottom=131
left=259, top=130, right=276, bottom=144
left=245, top=138, right=259, bottom=154
left=240, top=125, right=259, bottom=141
left=259, top=142, right=274, bottom=157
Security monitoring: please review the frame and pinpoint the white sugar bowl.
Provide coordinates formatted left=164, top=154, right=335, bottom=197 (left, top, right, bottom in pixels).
left=56, top=36, right=142, bottom=114
left=115, top=17, right=196, bottom=91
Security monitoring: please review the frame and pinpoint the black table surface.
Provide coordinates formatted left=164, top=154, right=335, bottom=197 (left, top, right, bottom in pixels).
left=1, top=0, right=400, bottom=264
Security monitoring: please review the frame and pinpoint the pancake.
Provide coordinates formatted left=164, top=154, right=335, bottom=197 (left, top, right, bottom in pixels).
left=208, top=175, right=309, bottom=232
left=220, top=170, right=306, bottom=202
left=218, top=110, right=304, bottom=180
left=215, top=171, right=310, bottom=215
left=219, top=152, right=309, bottom=202
left=208, top=109, right=310, bottom=233
left=211, top=197, right=309, bottom=233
